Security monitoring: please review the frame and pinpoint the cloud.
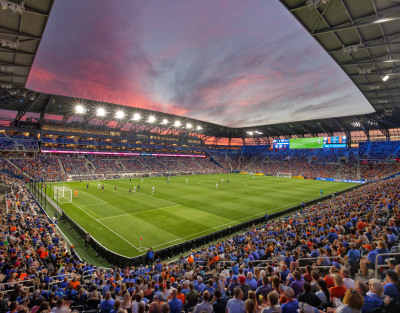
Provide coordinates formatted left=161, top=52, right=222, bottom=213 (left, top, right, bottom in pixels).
left=26, top=0, right=374, bottom=127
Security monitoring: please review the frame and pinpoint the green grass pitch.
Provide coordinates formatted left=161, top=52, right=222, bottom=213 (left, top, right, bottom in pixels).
left=289, top=137, right=324, bottom=149
left=46, top=174, right=357, bottom=257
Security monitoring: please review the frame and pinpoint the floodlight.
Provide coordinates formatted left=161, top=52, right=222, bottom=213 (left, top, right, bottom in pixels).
left=148, top=116, right=156, bottom=123
left=196, top=126, right=202, bottom=130
left=382, top=75, right=390, bottom=82
left=248, top=131, right=253, bottom=135
left=186, top=123, right=192, bottom=129
left=115, top=110, right=125, bottom=119
left=75, top=105, right=85, bottom=114
left=132, top=113, right=141, bottom=121
left=97, top=108, right=106, bottom=117
left=161, top=118, right=168, bottom=125
left=1, top=1, right=7, bottom=10
left=174, top=120, right=181, bottom=127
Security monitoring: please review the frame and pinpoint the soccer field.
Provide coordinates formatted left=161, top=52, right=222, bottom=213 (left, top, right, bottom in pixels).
left=47, top=174, right=357, bottom=257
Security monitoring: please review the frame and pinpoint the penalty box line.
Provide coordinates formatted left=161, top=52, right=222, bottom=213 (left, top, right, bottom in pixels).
left=69, top=201, right=141, bottom=252
left=149, top=191, right=338, bottom=249
left=97, top=204, right=181, bottom=221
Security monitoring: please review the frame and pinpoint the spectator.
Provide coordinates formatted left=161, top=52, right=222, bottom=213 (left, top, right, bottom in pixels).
left=281, top=287, right=298, bottom=313
left=297, top=282, right=321, bottom=308
left=384, top=270, right=400, bottom=298
left=193, top=290, right=212, bottom=313
left=211, top=289, right=226, bottom=313
left=226, top=287, right=246, bottom=313
left=329, top=275, right=347, bottom=299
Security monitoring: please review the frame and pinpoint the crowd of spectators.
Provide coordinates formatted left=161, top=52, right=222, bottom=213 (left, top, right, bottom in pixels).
left=59, top=156, right=90, bottom=175
left=0, top=173, right=399, bottom=313
left=9, top=156, right=67, bottom=181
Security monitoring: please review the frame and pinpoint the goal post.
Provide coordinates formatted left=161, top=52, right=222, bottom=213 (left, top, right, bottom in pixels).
left=277, top=172, right=292, bottom=178
left=53, top=186, right=72, bottom=204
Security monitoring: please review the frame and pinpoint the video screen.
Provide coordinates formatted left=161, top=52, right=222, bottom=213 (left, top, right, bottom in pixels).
left=289, top=137, right=324, bottom=149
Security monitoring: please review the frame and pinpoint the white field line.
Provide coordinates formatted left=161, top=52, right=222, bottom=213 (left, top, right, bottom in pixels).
left=150, top=185, right=352, bottom=249
left=84, top=203, right=105, bottom=207
left=81, top=191, right=107, bottom=204
left=70, top=180, right=352, bottom=253
left=70, top=201, right=140, bottom=251
left=102, top=181, right=177, bottom=205
left=97, top=204, right=181, bottom=221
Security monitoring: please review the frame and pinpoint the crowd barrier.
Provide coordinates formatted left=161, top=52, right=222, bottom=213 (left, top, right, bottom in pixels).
left=26, top=179, right=364, bottom=268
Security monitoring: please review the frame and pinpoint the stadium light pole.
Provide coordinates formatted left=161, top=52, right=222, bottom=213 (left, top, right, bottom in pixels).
left=115, top=110, right=125, bottom=119
left=132, top=113, right=141, bottom=121
left=75, top=105, right=86, bottom=114
left=96, top=107, right=106, bottom=117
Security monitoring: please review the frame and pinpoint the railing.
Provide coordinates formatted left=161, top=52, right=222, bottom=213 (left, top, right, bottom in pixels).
left=374, top=252, right=400, bottom=278
left=28, top=182, right=82, bottom=261
left=297, top=256, right=345, bottom=269
left=1, top=279, right=36, bottom=293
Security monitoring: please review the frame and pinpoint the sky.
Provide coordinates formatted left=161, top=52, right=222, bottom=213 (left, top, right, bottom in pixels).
left=26, top=0, right=374, bottom=128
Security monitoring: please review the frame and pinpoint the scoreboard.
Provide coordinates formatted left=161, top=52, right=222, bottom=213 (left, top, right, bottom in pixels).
left=273, top=136, right=347, bottom=149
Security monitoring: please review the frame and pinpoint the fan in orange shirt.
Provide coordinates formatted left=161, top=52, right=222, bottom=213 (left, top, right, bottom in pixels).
left=329, top=274, right=347, bottom=299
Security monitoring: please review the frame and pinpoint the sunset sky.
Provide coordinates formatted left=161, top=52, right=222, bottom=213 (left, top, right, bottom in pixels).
left=26, top=0, right=374, bottom=127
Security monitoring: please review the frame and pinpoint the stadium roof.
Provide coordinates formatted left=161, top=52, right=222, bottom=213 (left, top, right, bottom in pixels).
left=0, top=0, right=399, bottom=140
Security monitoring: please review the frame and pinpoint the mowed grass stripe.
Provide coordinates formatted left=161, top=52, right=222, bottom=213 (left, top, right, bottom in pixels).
left=49, top=174, right=357, bottom=257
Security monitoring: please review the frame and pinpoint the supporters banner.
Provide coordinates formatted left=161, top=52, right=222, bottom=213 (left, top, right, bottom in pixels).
left=316, top=177, right=365, bottom=184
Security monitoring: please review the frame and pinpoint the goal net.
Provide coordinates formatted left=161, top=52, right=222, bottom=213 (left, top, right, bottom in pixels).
left=277, top=172, right=292, bottom=178
left=53, top=186, right=72, bottom=204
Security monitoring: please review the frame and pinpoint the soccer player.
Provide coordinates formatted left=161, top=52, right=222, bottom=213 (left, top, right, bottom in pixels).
left=134, top=186, right=136, bottom=192
left=101, top=184, right=104, bottom=192
left=216, top=183, right=218, bottom=189
left=130, top=176, right=132, bottom=182
left=86, top=183, right=89, bottom=191
left=138, top=184, right=140, bottom=189
left=227, top=179, right=229, bottom=184
left=320, top=189, right=323, bottom=195
left=114, top=186, right=117, bottom=192
left=152, top=186, right=155, bottom=195
left=129, top=187, right=132, bottom=193
left=186, top=179, right=188, bottom=184
left=221, top=178, right=223, bottom=183
left=74, top=189, right=78, bottom=198
left=141, top=178, right=144, bottom=183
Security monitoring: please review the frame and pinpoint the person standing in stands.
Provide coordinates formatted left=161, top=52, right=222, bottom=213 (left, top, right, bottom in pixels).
left=85, top=232, right=90, bottom=249
left=147, top=247, right=155, bottom=266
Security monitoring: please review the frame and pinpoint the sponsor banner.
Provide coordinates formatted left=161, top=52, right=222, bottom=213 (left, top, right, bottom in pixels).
left=293, top=175, right=305, bottom=179
left=41, top=149, right=206, bottom=158
left=239, top=172, right=248, bottom=175
left=316, top=177, right=365, bottom=184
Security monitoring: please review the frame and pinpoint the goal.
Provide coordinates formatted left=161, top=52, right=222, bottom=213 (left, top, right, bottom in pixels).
left=277, top=172, right=292, bottom=178
left=53, top=186, right=72, bottom=204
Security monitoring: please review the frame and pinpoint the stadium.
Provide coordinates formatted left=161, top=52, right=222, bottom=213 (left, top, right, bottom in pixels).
left=1, top=0, right=400, bottom=312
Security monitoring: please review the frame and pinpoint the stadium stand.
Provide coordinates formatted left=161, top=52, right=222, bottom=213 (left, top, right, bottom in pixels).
left=0, top=165, right=399, bottom=313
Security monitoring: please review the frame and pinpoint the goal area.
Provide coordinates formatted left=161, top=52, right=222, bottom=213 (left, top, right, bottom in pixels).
left=277, top=172, right=292, bottom=178
left=53, top=186, right=72, bottom=204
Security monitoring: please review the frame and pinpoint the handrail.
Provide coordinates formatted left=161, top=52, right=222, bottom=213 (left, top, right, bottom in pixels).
left=0, top=279, right=35, bottom=290
left=374, top=252, right=400, bottom=278
left=297, top=256, right=344, bottom=262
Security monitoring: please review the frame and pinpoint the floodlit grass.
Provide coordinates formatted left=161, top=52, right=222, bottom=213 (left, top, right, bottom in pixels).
left=45, top=174, right=357, bottom=257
